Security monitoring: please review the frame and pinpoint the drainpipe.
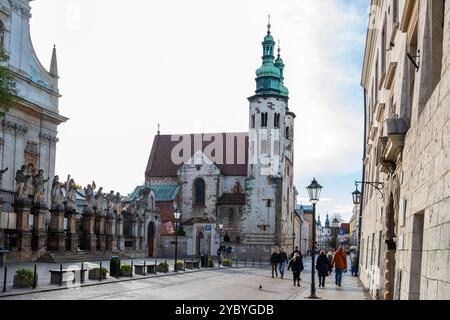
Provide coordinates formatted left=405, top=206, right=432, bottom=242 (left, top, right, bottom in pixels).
left=358, top=88, right=368, bottom=274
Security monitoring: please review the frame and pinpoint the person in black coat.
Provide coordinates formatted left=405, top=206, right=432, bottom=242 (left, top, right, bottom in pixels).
left=287, top=253, right=304, bottom=286
left=270, top=249, right=279, bottom=278
left=316, top=250, right=330, bottom=288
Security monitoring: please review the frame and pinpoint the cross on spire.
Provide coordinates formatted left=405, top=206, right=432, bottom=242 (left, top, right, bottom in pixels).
left=157, top=123, right=160, bottom=135
left=267, top=14, right=271, bottom=35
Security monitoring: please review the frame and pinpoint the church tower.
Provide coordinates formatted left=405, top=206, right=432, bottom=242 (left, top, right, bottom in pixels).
left=243, top=19, right=296, bottom=258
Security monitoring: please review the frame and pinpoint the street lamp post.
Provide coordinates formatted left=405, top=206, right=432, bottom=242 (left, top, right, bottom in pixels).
left=174, top=208, right=181, bottom=272
left=306, top=178, right=323, bottom=299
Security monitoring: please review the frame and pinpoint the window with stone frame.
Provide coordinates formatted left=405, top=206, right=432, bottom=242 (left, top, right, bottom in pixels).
left=251, top=114, right=255, bottom=128
left=261, top=112, right=268, bottom=128
left=193, top=178, right=206, bottom=206
left=274, top=113, right=280, bottom=128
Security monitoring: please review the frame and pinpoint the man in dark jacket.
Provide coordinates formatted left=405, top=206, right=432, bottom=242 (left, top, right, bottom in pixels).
left=290, top=247, right=303, bottom=259
left=278, top=248, right=289, bottom=279
left=270, top=249, right=279, bottom=278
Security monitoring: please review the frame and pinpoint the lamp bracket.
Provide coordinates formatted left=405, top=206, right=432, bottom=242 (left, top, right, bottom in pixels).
left=355, top=181, right=385, bottom=199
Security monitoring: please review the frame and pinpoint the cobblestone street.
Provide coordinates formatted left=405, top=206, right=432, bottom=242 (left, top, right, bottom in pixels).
left=0, top=259, right=369, bottom=300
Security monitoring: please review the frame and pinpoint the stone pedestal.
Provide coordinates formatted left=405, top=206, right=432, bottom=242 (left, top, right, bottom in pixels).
left=95, top=215, right=106, bottom=251
left=48, top=207, right=66, bottom=252
left=14, top=199, right=32, bottom=260
left=66, top=210, right=78, bottom=252
left=81, top=211, right=97, bottom=252
left=116, top=216, right=124, bottom=250
left=31, top=203, right=48, bottom=253
left=131, top=218, right=139, bottom=250
left=106, top=216, right=117, bottom=251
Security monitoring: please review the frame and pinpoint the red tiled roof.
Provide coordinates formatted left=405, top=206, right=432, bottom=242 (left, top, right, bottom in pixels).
left=217, top=193, right=246, bottom=205
left=146, top=133, right=249, bottom=177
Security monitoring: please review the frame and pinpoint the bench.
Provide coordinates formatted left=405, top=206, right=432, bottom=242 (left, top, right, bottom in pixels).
left=49, top=269, right=87, bottom=285
left=134, top=264, right=156, bottom=275
left=185, top=260, right=200, bottom=270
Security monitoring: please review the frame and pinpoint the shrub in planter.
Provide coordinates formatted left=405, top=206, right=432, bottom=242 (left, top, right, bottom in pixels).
left=222, top=258, right=233, bottom=267
left=208, top=257, right=215, bottom=268
left=13, top=269, right=37, bottom=288
left=88, top=267, right=108, bottom=280
left=176, top=260, right=185, bottom=271
left=157, top=261, right=169, bottom=273
left=120, top=264, right=132, bottom=277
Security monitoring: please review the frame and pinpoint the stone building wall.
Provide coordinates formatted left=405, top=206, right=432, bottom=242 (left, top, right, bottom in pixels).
left=360, top=0, right=449, bottom=300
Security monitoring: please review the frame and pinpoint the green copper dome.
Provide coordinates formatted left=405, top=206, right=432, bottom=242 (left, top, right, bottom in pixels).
left=253, top=22, right=289, bottom=99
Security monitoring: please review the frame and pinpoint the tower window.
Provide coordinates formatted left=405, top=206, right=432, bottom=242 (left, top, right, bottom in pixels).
left=251, top=114, right=255, bottom=128
left=274, top=113, right=280, bottom=128
left=194, top=178, right=206, bottom=206
left=261, top=113, right=268, bottom=128
left=285, top=127, right=290, bottom=139
left=266, top=199, right=272, bottom=207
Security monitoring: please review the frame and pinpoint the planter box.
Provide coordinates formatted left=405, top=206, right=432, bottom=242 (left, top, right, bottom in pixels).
left=13, top=275, right=37, bottom=288
left=176, top=264, right=185, bottom=271
left=157, top=265, right=169, bottom=273
left=120, top=270, right=132, bottom=277
left=88, top=269, right=107, bottom=280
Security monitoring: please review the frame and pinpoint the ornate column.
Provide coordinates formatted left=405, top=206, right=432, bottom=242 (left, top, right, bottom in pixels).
left=131, top=214, right=139, bottom=250
left=31, top=202, right=47, bottom=254
left=65, top=209, right=78, bottom=252
left=14, top=199, right=32, bottom=260
left=81, top=208, right=97, bottom=252
left=47, top=204, right=66, bottom=252
left=95, top=210, right=106, bottom=251
left=116, top=214, right=124, bottom=251
left=106, top=210, right=117, bottom=251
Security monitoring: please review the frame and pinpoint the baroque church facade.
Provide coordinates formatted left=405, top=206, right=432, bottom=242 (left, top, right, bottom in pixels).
left=0, top=0, right=67, bottom=254
left=146, top=23, right=298, bottom=258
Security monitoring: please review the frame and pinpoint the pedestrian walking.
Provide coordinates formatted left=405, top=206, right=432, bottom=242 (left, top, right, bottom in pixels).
left=278, top=248, right=289, bottom=279
left=326, top=249, right=334, bottom=274
left=290, top=246, right=303, bottom=260
left=331, top=246, right=348, bottom=287
left=270, top=249, right=279, bottom=278
left=350, top=250, right=359, bottom=276
left=217, top=247, right=223, bottom=267
left=316, top=250, right=330, bottom=288
left=287, top=253, right=304, bottom=287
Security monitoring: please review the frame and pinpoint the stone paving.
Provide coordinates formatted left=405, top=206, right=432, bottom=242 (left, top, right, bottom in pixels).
left=0, top=258, right=370, bottom=300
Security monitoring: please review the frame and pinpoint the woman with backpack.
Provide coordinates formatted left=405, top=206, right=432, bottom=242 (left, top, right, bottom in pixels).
left=316, top=250, right=331, bottom=288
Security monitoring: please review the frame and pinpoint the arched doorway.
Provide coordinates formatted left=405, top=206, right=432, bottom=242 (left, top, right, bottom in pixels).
left=147, top=222, right=155, bottom=257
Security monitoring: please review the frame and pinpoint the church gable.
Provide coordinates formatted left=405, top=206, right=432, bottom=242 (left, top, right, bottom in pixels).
left=145, top=133, right=249, bottom=178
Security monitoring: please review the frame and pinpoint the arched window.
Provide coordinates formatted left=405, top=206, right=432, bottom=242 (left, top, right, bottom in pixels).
left=194, top=178, right=205, bottom=206
left=0, top=21, right=4, bottom=52
left=285, top=127, right=290, bottom=139
left=261, top=112, right=268, bottom=128
left=274, top=113, right=280, bottom=128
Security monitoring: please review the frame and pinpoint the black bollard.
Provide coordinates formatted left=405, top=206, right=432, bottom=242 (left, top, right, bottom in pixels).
left=99, top=262, right=102, bottom=281
left=154, top=261, right=157, bottom=274
left=2, top=266, right=7, bottom=293
left=131, top=260, right=133, bottom=278
left=244, top=257, right=247, bottom=268
left=143, top=261, right=146, bottom=276
left=81, top=262, right=85, bottom=284
left=33, top=264, right=37, bottom=289
left=252, top=257, right=255, bottom=268
left=165, top=260, right=168, bottom=273
left=59, top=264, right=63, bottom=286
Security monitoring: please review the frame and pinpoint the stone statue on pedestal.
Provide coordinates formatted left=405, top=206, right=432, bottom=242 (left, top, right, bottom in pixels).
left=0, top=167, right=8, bottom=189
left=15, top=165, right=31, bottom=200
left=51, top=175, right=64, bottom=209
left=84, top=181, right=96, bottom=213
left=32, top=169, right=49, bottom=204
left=64, top=175, right=78, bottom=212
left=113, top=192, right=123, bottom=216
left=105, top=190, right=116, bottom=217
left=94, top=186, right=104, bottom=215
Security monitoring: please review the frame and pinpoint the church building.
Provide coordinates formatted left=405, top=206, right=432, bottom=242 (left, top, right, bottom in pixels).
left=145, top=22, right=298, bottom=259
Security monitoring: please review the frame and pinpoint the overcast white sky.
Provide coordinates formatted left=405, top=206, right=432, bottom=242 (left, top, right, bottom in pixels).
left=29, top=0, right=369, bottom=222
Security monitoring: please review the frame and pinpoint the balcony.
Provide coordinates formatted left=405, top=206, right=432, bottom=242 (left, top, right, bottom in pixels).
left=382, top=117, right=409, bottom=164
